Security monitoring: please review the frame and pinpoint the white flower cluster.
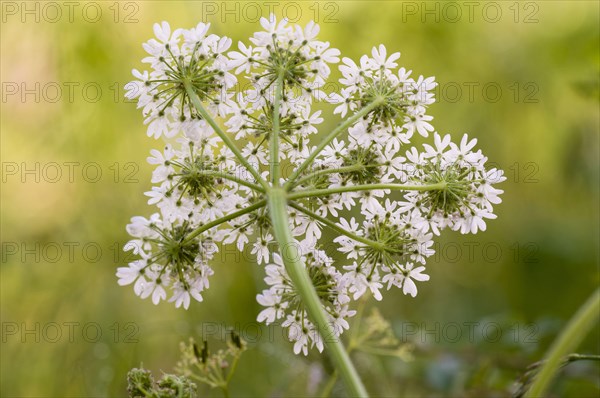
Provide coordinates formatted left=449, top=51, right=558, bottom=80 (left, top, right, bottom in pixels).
left=118, top=16, right=504, bottom=355
left=125, top=21, right=235, bottom=140
left=402, top=133, right=506, bottom=235
left=333, top=44, right=436, bottom=142
left=117, top=214, right=215, bottom=309
left=226, top=18, right=340, bottom=164
left=257, top=248, right=355, bottom=355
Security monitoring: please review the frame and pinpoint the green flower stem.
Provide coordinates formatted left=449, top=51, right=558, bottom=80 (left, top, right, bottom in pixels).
left=184, top=81, right=269, bottom=190
left=289, top=164, right=379, bottom=189
left=268, top=188, right=369, bottom=397
left=195, top=170, right=265, bottom=192
left=320, top=370, right=339, bottom=398
left=525, top=288, right=600, bottom=398
left=270, top=73, right=284, bottom=185
left=289, top=201, right=384, bottom=250
left=225, top=354, right=241, bottom=384
left=288, top=182, right=448, bottom=200
left=221, top=387, right=229, bottom=398
left=563, top=353, right=600, bottom=362
left=284, top=100, right=382, bottom=189
left=182, top=199, right=267, bottom=245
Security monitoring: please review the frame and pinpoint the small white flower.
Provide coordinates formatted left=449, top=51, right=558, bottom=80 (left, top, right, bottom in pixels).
left=370, top=44, right=400, bottom=69
left=256, top=290, right=286, bottom=324
left=400, top=262, right=430, bottom=297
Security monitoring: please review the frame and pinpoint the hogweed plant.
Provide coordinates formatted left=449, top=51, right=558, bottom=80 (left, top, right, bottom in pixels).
left=118, top=16, right=505, bottom=396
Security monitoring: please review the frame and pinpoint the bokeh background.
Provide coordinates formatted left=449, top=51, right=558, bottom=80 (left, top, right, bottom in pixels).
left=1, top=1, right=599, bottom=396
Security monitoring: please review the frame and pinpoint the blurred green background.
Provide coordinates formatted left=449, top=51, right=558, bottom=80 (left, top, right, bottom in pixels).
left=1, top=1, right=599, bottom=396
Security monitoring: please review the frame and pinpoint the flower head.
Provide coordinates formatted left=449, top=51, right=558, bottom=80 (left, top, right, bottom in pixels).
left=334, top=44, right=436, bottom=143
left=257, top=247, right=355, bottom=355
left=118, top=213, right=215, bottom=309
left=127, top=22, right=236, bottom=139
left=401, top=133, right=506, bottom=235
left=230, top=15, right=339, bottom=100
left=120, top=18, right=504, bottom=356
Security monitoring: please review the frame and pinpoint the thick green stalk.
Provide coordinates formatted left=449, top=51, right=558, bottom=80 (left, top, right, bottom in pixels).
left=183, top=199, right=267, bottom=244
left=288, top=182, right=447, bottom=200
left=525, top=288, right=600, bottom=397
left=284, top=101, right=382, bottom=189
left=270, top=73, right=284, bottom=185
left=184, top=81, right=269, bottom=190
left=268, top=188, right=368, bottom=397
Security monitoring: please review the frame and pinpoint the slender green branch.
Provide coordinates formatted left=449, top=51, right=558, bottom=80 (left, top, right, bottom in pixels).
left=220, top=386, right=229, bottom=398
left=183, top=81, right=269, bottom=190
left=290, top=164, right=377, bottom=189
left=524, top=288, right=600, bottom=398
left=268, top=189, right=368, bottom=397
left=284, top=100, right=383, bottom=189
left=289, top=201, right=383, bottom=250
left=270, top=73, right=284, bottom=185
left=194, top=170, right=265, bottom=192
left=563, top=353, right=600, bottom=362
left=225, top=355, right=241, bottom=384
left=288, top=182, right=447, bottom=200
left=517, top=351, right=600, bottom=397
left=320, top=370, right=339, bottom=398
left=182, top=199, right=267, bottom=244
